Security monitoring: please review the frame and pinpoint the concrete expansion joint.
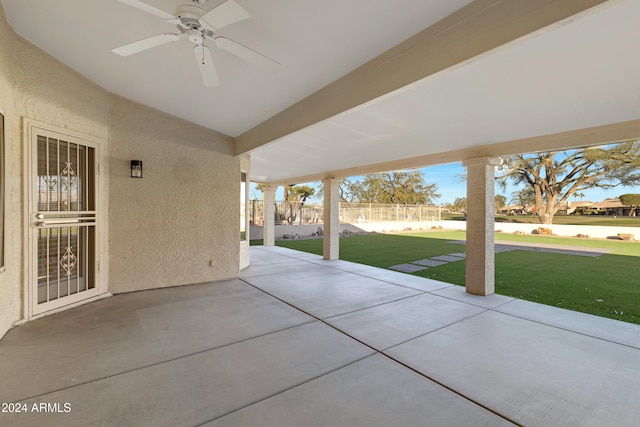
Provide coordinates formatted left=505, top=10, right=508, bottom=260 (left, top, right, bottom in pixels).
left=380, top=309, right=488, bottom=352
left=241, top=277, right=382, bottom=355
left=202, top=352, right=374, bottom=425
left=240, top=273, right=520, bottom=426
left=241, top=273, right=506, bottom=389
left=12, top=316, right=317, bottom=404
left=494, top=309, right=640, bottom=352
left=379, top=344, right=522, bottom=427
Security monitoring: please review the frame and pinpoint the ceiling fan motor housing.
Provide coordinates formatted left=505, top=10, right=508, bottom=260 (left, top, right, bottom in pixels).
left=174, top=5, right=206, bottom=25
left=175, top=4, right=215, bottom=43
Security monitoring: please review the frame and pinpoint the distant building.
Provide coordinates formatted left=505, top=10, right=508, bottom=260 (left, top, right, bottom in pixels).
left=499, top=205, right=535, bottom=215
left=568, top=198, right=631, bottom=216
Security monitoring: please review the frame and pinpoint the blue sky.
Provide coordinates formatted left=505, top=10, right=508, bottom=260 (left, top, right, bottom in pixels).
left=419, top=162, right=631, bottom=205
left=251, top=161, right=639, bottom=205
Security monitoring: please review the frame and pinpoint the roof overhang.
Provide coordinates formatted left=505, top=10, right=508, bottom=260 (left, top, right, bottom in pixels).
left=238, top=0, right=640, bottom=184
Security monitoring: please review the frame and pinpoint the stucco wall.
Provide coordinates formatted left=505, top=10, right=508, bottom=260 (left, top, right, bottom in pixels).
left=0, top=5, right=23, bottom=339
left=108, top=98, right=238, bottom=292
left=0, top=6, right=239, bottom=338
left=0, top=7, right=113, bottom=336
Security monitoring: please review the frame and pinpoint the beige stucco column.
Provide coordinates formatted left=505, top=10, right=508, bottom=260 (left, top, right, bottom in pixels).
left=323, top=178, right=340, bottom=260
left=462, top=157, right=500, bottom=296
left=262, top=185, right=276, bottom=246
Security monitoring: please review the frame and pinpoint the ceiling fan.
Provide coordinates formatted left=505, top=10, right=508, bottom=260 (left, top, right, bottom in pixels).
left=112, top=0, right=280, bottom=87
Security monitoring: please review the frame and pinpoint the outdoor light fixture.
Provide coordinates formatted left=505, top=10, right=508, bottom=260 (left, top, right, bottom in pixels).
left=131, top=160, right=143, bottom=178
left=496, top=157, right=514, bottom=171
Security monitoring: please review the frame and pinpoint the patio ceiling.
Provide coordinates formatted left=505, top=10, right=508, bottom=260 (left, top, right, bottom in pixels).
left=0, top=0, right=472, bottom=135
left=2, top=1, right=639, bottom=184
left=243, top=0, right=640, bottom=184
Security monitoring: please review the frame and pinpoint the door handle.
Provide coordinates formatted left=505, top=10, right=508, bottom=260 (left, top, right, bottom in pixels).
left=34, top=213, right=96, bottom=227
left=36, top=218, right=95, bottom=225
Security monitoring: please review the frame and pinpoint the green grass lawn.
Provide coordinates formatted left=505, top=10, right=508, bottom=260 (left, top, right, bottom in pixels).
left=496, top=214, right=640, bottom=227
left=262, top=231, right=640, bottom=325
left=443, top=212, right=640, bottom=227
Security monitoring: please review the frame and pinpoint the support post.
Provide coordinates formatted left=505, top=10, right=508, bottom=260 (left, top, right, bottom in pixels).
left=323, top=178, right=340, bottom=260
left=462, top=157, right=500, bottom=296
left=263, top=185, right=276, bottom=246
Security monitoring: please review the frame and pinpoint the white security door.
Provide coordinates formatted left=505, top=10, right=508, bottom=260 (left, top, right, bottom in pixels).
left=28, top=126, right=101, bottom=315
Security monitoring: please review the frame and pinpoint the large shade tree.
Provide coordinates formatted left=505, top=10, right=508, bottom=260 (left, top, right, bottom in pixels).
left=498, top=141, right=640, bottom=224
left=343, top=170, right=440, bottom=204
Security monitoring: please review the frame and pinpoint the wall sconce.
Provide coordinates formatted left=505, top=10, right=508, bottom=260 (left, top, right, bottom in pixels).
left=131, top=160, right=143, bottom=178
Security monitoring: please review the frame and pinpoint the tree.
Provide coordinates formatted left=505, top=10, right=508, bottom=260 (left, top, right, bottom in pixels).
left=619, top=193, right=640, bottom=217
left=346, top=170, right=440, bottom=204
left=283, top=184, right=292, bottom=204
left=337, top=178, right=364, bottom=203
left=289, top=185, right=316, bottom=224
left=253, top=183, right=265, bottom=199
left=453, top=197, right=467, bottom=212
left=314, top=179, right=355, bottom=202
left=498, top=141, right=640, bottom=224
left=495, top=194, right=507, bottom=213
left=510, top=187, right=535, bottom=209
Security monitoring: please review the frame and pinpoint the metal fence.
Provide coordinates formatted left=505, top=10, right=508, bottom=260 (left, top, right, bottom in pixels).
left=340, top=203, right=441, bottom=223
left=249, top=200, right=322, bottom=225
left=249, top=200, right=440, bottom=225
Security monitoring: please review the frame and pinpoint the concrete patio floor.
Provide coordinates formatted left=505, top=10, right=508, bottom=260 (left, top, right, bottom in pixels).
left=2, top=246, right=640, bottom=426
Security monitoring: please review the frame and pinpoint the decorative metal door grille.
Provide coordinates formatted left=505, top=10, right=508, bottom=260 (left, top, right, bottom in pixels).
left=33, top=134, right=97, bottom=309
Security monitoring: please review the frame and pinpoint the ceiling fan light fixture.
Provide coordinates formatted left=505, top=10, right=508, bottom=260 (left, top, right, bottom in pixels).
left=187, top=28, right=205, bottom=44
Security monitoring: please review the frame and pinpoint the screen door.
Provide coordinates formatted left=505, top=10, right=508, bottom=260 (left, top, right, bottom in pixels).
left=29, top=128, right=100, bottom=315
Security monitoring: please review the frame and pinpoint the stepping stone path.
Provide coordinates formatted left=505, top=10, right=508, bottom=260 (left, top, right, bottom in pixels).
left=412, top=259, right=448, bottom=267
left=389, top=252, right=465, bottom=272
left=432, top=254, right=466, bottom=262
left=388, top=241, right=612, bottom=273
left=388, top=263, right=430, bottom=273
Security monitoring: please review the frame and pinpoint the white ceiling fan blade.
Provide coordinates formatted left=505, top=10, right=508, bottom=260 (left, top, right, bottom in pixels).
left=112, top=33, right=180, bottom=56
left=116, top=0, right=175, bottom=20
left=194, top=45, right=220, bottom=87
left=215, top=37, right=280, bottom=73
left=200, top=0, right=250, bottom=30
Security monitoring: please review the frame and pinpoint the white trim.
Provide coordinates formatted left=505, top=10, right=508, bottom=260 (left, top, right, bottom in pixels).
left=26, top=292, right=113, bottom=322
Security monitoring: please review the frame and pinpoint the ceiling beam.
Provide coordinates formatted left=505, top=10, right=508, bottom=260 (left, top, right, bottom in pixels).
left=235, top=0, right=610, bottom=156
left=258, top=119, right=640, bottom=186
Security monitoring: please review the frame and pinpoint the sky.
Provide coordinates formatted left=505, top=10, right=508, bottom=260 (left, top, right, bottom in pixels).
left=250, top=160, right=640, bottom=206
left=420, top=162, right=636, bottom=205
